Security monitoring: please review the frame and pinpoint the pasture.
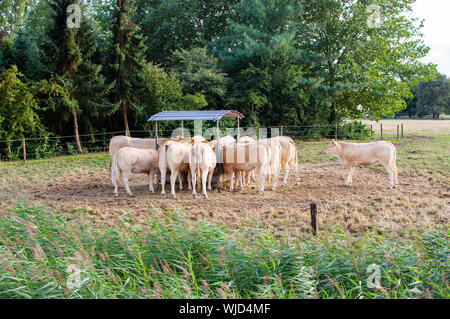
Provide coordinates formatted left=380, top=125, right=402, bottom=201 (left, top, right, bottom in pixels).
left=0, top=124, right=449, bottom=298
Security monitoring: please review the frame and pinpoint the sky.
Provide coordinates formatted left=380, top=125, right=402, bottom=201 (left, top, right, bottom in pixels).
left=412, top=0, right=450, bottom=76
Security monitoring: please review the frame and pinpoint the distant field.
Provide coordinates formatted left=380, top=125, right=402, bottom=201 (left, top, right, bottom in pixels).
left=363, top=119, right=450, bottom=138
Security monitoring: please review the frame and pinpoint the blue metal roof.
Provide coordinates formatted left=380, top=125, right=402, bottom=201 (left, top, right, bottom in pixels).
left=148, top=110, right=244, bottom=121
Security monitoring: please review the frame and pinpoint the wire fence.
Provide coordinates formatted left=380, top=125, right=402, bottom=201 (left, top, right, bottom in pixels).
left=0, top=122, right=429, bottom=162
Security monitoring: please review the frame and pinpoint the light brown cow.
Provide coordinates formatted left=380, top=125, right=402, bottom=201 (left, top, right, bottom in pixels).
left=159, top=139, right=194, bottom=198
left=270, top=136, right=299, bottom=185
left=190, top=140, right=217, bottom=199
left=257, top=139, right=282, bottom=190
left=108, top=135, right=183, bottom=180
left=111, top=147, right=159, bottom=197
left=222, top=142, right=271, bottom=194
left=325, top=139, right=398, bottom=188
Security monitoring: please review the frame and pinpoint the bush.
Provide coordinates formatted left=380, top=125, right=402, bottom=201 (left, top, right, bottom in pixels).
left=439, top=114, right=450, bottom=120
left=337, top=121, right=374, bottom=140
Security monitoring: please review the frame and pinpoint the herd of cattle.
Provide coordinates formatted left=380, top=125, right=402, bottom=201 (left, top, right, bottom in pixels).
left=109, top=134, right=399, bottom=199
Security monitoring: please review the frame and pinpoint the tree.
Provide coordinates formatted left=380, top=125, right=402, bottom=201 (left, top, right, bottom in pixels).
left=135, top=0, right=239, bottom=65
left=213, top=0, right=314, bottom=127
left=109, top=0, right=148, bottom=136
left=169, top=47, right=228, bottom=109
left=0, top=65, right=44, bottom=160
left=300, top=0, right=436, bottom=123
left=414, top=73, right=450, bottom=118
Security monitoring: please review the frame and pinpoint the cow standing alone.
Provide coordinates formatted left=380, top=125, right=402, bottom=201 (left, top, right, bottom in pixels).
left=325, top=139, right=399, bottom=188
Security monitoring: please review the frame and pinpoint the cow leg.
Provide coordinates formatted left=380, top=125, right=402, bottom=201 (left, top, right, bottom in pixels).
left=282, top=162, right=289, bottom=186
left=123, top=171, right=133, bottom=196
left=201, top=170, right=208, bottom=198
left=207, top=169, right=213, bottom=191
left=386, top=165, right=394, bottom=189
left=113, top=169, right=120, bottom=197
left=191, top=169, right=197, bottom=198
left=238, top=171, right=244, bottom=189
left=345, top=166, right=353, bottom=187
left=229, top=172, right=234, bottom=192
left=170, top=171, right=178, bottom=198
left=349, top=167, right=355, bottom=184
left=258, top=169, right=266, bottom=194
left=160, top=168, right=167, bottom=196
left=178, top=172, right=184, bottom=190
left=188, top=170, right=192, bottom=191
left=148, top=171, right=155, bottom=194
left=394, top=163, right=399, bottom=187
left=291, top=160, right=300, bottom=185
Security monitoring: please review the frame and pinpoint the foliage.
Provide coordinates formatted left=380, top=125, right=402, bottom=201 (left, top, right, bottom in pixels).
left=401, top=73, right=450, bottom=118
left=0, top=204, right=448, bottom=298
left=0, top=66, right=44, bottom=141
left=169, top=47, right=228, bottom=109
left=337, top=121, right=374, bottom=140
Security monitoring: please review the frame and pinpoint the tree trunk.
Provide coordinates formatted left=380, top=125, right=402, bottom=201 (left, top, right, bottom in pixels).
left=73, top=113, right=83, bottom=154
left=122, top=100, right=130, bottom=137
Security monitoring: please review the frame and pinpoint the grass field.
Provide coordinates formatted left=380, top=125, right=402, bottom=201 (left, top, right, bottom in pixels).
left=0, top=121, right=448, bottom=299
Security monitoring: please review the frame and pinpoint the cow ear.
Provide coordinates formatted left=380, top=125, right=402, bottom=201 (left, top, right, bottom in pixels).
left=331, top=139, right=336, bottom=145
left=190, top=138, right=195, bottom=145
left=178, top=135, right=184, bottom=140
left=202, top=140, right=209, bottom=143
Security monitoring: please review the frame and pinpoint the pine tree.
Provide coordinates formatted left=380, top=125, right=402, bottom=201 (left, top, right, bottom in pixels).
left=110, top=0, right=148, bottom=136
left=213, top=0, right=314, bottom=127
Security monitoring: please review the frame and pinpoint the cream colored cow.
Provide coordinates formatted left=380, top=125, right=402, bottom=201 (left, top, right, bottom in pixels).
left=109, top=135, right=182, bottom=181
left=237, top=136, right=256, bottom=186
left=111, top=147, right=159, bottom=197
left=270, top=136, right=299, bottom=185
left=325, top=139, right=399, bottom=188
left=190, top=140, right=217, bottom=199
left=257, top=139, right=282, bottom=190
left=222, top=142, right=271, bottom=194
left=159, top=139, right=194, bottom=198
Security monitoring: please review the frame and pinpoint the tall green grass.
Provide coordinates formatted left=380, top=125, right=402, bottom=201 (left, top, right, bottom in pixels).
left=0, top=204, right=448, bottom=299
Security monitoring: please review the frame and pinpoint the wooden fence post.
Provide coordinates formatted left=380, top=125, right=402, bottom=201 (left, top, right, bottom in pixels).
left=335, top=123, right=338, bottom=140
left=401, top=124, right=404, bottom=138
left=380, top=123, right=383, bottom=140
left=397, top=125, right=399, bottom=140
left=22, top=136, right=26, bottom=164
left=310, top=202, right=317, bottom=236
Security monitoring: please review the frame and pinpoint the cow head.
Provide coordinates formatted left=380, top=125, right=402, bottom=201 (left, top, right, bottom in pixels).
left=325, top=139, right=340, bottom=156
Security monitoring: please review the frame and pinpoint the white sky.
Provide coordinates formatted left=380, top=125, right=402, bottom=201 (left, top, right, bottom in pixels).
left=412, top=0, right=450, bottom=76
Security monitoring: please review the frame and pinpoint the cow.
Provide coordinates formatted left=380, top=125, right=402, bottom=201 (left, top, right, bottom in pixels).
left=325, top=139, right=399, bottom=188
left=159, top=138, right=194, bottom=198
left=222, top=141, right=271, bottom=194
left=108, top=135, right=183, bottom=181
left=270, top=136, right=299, bottom=185
left=257, top=139, right=282, bottom=190
left=111, top=147, right=159, bottom=197
left=237, top=136, right=257, bottom=185
left=189, top=140, right=217, bottom=199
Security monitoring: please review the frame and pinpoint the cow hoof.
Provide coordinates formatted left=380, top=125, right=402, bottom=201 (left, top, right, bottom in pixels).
left=192, top=194, right=196, bottom=198
left=161, top=194, right=166, bottom=198
left=113, top=193, right=118, bottom=198
left=128, top=194, right=134, bottom=197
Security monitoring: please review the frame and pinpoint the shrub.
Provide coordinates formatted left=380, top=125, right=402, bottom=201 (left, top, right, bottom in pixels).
left=337, top=121, right=374, bottom=140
